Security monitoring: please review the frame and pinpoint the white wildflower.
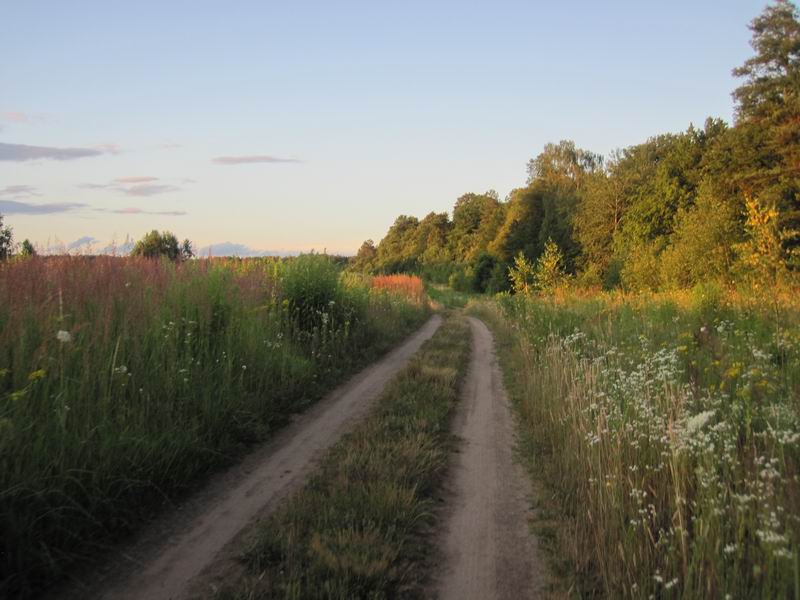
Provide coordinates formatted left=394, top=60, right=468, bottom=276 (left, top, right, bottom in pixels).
left=56, top=330, right=72, bottom=343
left=685, top=410, right=715, bottom=437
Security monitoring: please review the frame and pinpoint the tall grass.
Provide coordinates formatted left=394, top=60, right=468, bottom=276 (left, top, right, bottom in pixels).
left=0, top=255, right=428, bottom=597
left=481, top=290, right=800, bottom=599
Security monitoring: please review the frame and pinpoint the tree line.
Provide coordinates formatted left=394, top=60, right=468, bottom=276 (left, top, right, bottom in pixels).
left=352, top=0, right=800, bottom=294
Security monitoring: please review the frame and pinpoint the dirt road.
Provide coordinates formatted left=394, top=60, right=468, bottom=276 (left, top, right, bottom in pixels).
left=434, top=317, right=544, bottom=600
left=88, top=315, right=442, bottom=600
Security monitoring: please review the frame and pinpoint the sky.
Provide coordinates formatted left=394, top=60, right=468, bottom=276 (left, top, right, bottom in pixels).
left=1, top=0, right=768, bottom=255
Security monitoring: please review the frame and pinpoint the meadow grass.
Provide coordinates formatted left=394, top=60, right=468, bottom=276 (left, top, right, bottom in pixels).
left=0, top=255, right=428, bottom=598
left=474, top=288, right=800, bottom=599
left=219, top=314, right=470, bottom=599
left=424, top=283, right=474, bottom=310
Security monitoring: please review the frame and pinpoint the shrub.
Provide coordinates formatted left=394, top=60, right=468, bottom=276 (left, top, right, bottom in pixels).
left=280, top=254, right=341, bottom=328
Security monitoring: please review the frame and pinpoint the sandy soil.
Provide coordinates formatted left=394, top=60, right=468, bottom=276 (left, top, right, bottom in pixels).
left=67, top=315, right=442, bottom=600
left=433, top=317, right=544, bottom=600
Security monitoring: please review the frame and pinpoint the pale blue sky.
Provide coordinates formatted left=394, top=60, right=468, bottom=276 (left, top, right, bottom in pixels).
left=1, top=0, right=766, bottom=254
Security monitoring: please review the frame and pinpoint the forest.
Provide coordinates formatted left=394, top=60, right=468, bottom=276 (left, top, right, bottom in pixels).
left=353, top=0, right=800, bottom=297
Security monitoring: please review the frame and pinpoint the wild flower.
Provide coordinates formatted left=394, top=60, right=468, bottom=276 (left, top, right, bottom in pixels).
left=56, top=330, right=72, bottom=343
left=27, top=369, right=46, bottom=381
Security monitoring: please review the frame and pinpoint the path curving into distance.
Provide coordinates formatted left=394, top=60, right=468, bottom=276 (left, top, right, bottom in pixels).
left=82, top=315, right=443, bottom=600
left=434, top=316, right=545, bottom=600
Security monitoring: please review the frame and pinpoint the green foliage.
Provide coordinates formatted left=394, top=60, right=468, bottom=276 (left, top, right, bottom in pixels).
left=351, top=239, right=377, bottom=272
left=449, top=192, right=503, bottom=262
left=470, top=252, right=497, bottom=293
left=732, top=0, right=800, bottom=252
left=735, top=193, right=799, bottom=289
left=690, top=280, right=725, bottom=322
left=508, top=252, right=536, bottom=296
left=533, top=238, right=569, bottom=292
left=486, top=261, right=511, bottom=293
left=660, top=184, right=741, bottom=288
left=374, top=215, right=420, bottom=273
left=526, top=139, right=602, bottom=187
left=130, top=230, right=191, bottom=261
left=181, top=238, right=194, bottom=259
left=620, top=240, right=664, bottom=292
left=447, top=265, right=473, bottom=292
left=19, top=239, right=35, bottom=257
left=0, top=214, right=12, bottom=261
left=280, top=254, right=341, bottom=328
left=733, top=0, right=800, bottom=124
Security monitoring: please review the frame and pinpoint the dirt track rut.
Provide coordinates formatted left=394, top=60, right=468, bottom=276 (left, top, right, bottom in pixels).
left=434, top=317, right=544, bottom=600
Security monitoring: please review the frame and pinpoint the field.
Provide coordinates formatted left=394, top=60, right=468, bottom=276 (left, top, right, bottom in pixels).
left=0, top=255, right=428, bottom=597
left=475, top=289, right=800, bottom=598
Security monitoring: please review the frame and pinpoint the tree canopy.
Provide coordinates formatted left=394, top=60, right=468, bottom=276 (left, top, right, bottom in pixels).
left=131, top=231, right=194, bottom=261
left=352, top=2, right=800, bottom=294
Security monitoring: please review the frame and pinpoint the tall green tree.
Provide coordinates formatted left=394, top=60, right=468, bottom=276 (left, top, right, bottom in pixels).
left=19, top=239, right=36, bottom=257
left=0, top=214, right=12, bottom=261
left=352, top=239, right=378, bottom=272
left=375, top=215, right=419, bottom=273
left=732, top=0, right=800, bottom=253
left=526, top=140, right=602, bottom=188
left=413, top=212, right=452, bottom=265
left=449, top=192, right=503, bottom=262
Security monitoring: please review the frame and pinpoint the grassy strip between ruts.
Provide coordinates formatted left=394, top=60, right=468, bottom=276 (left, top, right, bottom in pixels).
left=218, top=314, right=471, bottom=600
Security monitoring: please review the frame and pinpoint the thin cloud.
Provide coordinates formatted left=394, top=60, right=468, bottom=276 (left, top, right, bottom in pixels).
left=108, top=207, right=187, bottom=216
left=77, top=183, right=113, bottom=190
left=124, top=184, right=179, bottom=197
left=0, top=200, right=87, bottom=215
left=92, top=143, right=122, bottom=155
left=78, top=178, right=180, bottom=196
left=212, top=155, right=302, bottom=165
left=114, top=176, right=159, bottom=184
left=2, top=112, right=32, bottom=123
left=0, top=142, right=104, bottom=162
left=0, top=185, right=39, bottom=198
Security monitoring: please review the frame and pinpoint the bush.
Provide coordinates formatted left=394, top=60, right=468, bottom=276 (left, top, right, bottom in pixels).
left=280, top=254, right=341, bottom=328
left=447, top=266, right=473, bottom=292
left=486, top=262, right=511, bottom=294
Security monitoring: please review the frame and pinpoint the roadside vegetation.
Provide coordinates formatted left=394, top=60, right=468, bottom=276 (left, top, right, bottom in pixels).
left=220, top=315, right=470, bottom=599
left=0, top=254, right=428, bottom=597
left=474, top=290, right=800, bottom=598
